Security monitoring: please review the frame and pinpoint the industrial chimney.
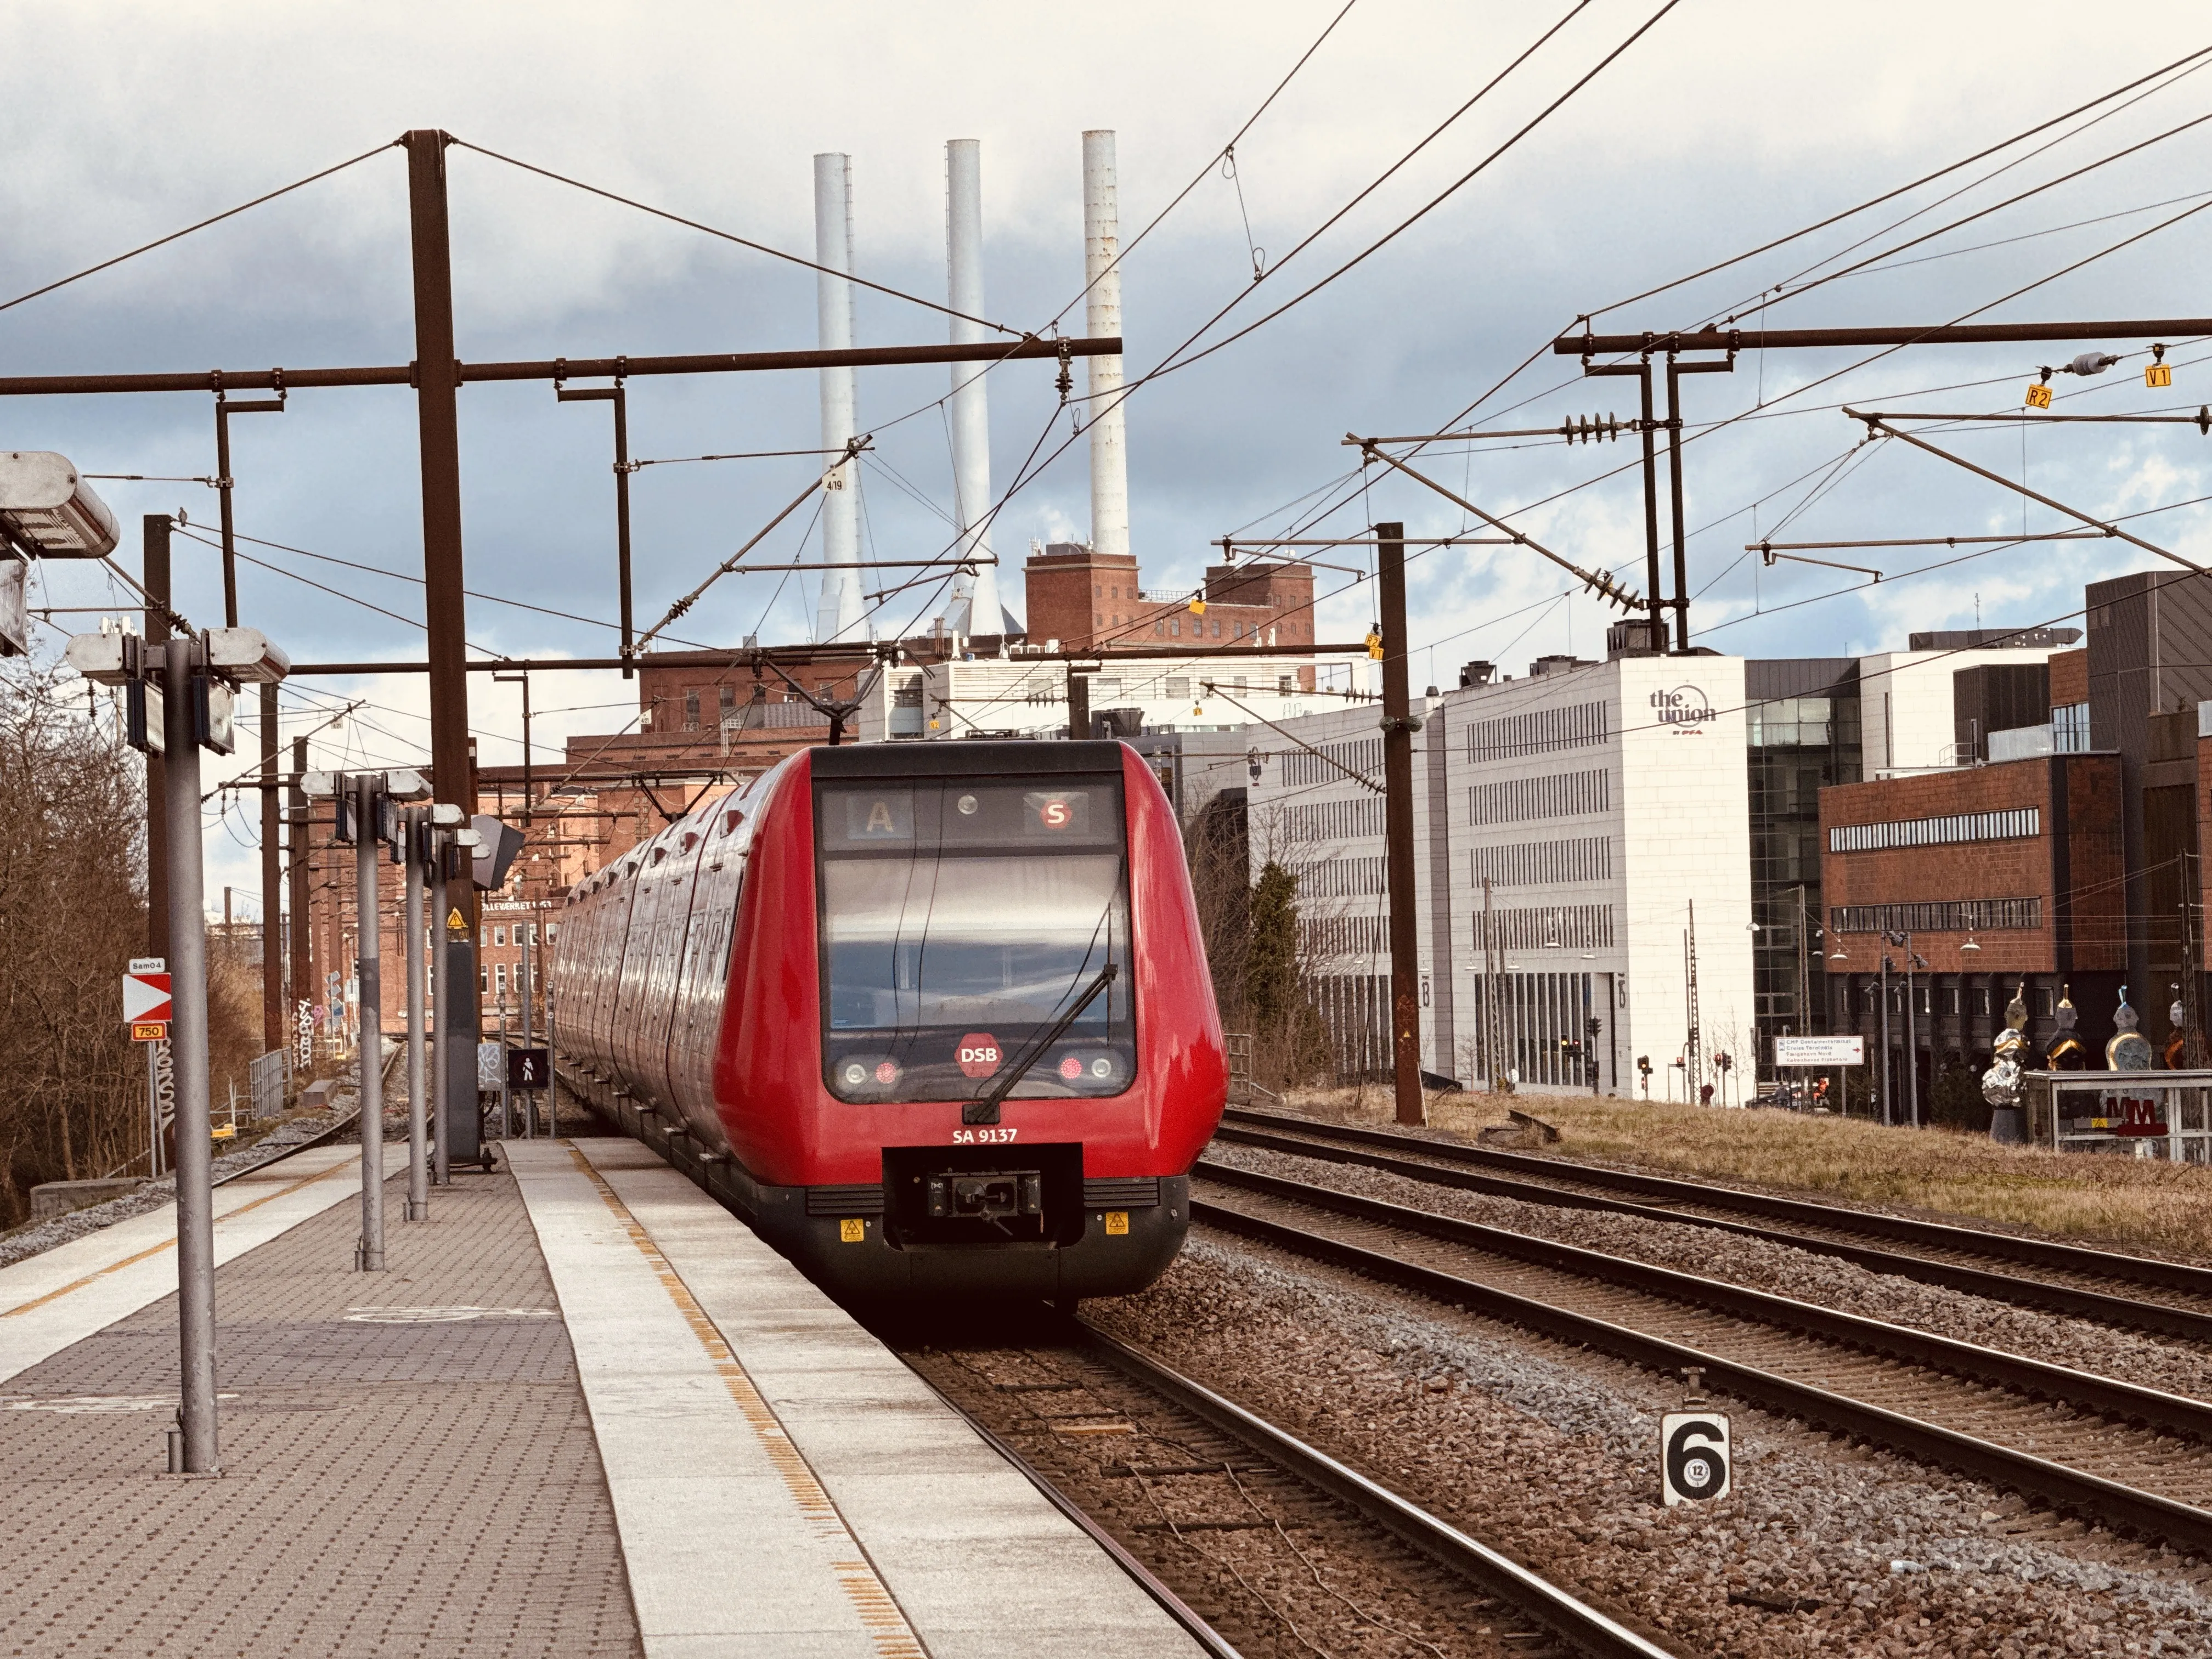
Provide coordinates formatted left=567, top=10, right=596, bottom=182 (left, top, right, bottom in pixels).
left=813, top=153, right=864, bottom=644
left=944, top=138, right=1003, bottom=643
left=1082, top=131, right=1130, bottom=565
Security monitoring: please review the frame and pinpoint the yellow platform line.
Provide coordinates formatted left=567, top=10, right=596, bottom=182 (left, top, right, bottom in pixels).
left=565, top=1146, right=929, bottom=1659
left=2, top=1156, right=352, bottom=1320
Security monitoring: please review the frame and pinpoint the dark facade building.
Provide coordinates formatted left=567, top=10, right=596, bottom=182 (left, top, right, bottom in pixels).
left=1821, top=752, right=2125, bottom=1118
left=1746, top=658, right=1863, bottom=1050
left=2087, top=571, right=2212, bottom=1018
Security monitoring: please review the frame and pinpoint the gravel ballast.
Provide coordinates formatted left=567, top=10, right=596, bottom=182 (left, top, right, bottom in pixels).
left=1206, top=1140, right=2212, bottom=1403
left=1092, top=1233, right=2212, bottom=1657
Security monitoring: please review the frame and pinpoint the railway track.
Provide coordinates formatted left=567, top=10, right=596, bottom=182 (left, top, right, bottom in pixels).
left=899, top=1317, right=1678, bottom=1659
left=1190, top=1157, right=2212, bottom=1559
left=1217, top=1108, right=2212, bottom=1345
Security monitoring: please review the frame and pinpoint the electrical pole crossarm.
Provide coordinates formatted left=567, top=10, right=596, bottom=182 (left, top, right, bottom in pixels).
left=1553, top=319, right=2212, bottom=356
left=1346, top=437, right=1644, bottom=612
left=1847, top=411, right=2211, bottom=578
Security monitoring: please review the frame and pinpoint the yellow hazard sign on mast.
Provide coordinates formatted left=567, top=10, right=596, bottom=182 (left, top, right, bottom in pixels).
left=446, top=907, right=468, bottom=932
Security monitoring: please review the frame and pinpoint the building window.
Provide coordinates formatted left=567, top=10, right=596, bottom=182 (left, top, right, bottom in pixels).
left=480, top=968, right=489, bottom=993
left=1830, top=899, right=2041, bottom=933
left=1942, top=987, right=1958, bottom=1014
left=1279, top=675, right=1295, bottom=693
left=1829, top=808, right=2040, bottom=853
left=1094, top=583, right=1102, bottom=597
left=546, top=923, right=558, bottom=941
left=1154, top=620, right=1165, bottom=636
left=1165, top=677, right=1190, bottom=698
left=1211, top=618, right=1222, bottom=637
left=684, top=689, right=700, bottom=730
left=1972, top=986, right=1989, bottom=1014
left=1170, top=618, right=1180, bottom=637
left=494, top=927, right=506, bottom=947
left=2053, top=702, right=2091, bottom=753
left=720, top=686, right=735, bottom=715
left=2035, top=988, right=2055, bottom=1017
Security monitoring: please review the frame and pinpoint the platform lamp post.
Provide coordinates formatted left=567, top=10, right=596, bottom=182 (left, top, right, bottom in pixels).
left=1827, top=941, right=1855, bottom=1117
left=304, top=767, right=430, bottom=1270
left=66, top=623, right=289, bottom=1478
left=1886, top=929, right=1926, bottom=1128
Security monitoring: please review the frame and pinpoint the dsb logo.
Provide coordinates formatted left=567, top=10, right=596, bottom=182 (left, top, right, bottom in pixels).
left=956, top=1034, right=1002, bottom=1079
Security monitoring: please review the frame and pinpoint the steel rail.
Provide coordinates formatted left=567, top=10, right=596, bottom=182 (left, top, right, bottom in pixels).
left=899, top=1363, right=1250, bottom=1659
left=1070, top=1321, right=1679, bottom=1659
left=1210, top=1120, right=2212, bottom=1344
left=210, top=1041, right=407, bottom=1187
left=1222, top=1108, right=2212, bottom=1300
left=1195, top=1160, right=2212, bottom=1444
left=1189, top=1189, right=2212, bottom=1556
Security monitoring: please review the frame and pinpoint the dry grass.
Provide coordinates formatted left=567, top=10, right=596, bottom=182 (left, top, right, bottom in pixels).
left=1275, top=1084, right=2212, bottom=1265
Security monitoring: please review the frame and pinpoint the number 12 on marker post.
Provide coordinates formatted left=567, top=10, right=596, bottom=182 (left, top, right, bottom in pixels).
left=1661, top=1411, right=1731, bottom=1505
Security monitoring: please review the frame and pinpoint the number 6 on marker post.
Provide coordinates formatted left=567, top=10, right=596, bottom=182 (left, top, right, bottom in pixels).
left=1661, top=1411, right=1730, bottom=1505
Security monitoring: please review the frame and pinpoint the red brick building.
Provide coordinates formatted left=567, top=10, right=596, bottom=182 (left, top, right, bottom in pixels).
left=1022, top=541, right=1316, bottom=664
left=1821, top=752, right=2124, bottom=1106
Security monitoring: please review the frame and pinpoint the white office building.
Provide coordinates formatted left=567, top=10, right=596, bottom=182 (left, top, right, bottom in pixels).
left=1246, top=653, right=1756, bottom=1098
left=857, top=651, right=1359, bottom=742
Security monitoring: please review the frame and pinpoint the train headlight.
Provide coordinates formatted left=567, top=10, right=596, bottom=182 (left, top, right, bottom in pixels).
left=839, top=1060, right=870, bottom=1088
left=1090, top=1056, right=1115, bottom=1080
left=956, top=794, right=979, bottom=816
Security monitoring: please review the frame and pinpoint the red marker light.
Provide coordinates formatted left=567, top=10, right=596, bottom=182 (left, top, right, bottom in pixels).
left=1058, top=1055, right=1084, bottom=1081
left=874, top=1060, right=901, bottom=1085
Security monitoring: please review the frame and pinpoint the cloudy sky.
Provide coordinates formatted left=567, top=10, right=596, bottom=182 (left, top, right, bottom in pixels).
left=6, top=1, right=2210, bottom=912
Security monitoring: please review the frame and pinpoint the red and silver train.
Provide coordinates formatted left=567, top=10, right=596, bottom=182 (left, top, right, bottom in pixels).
left=554, top=740, right=1228, bottom=1301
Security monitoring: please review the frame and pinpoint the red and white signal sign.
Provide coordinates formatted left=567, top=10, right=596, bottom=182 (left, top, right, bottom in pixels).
left=123, top=968, right=172, bottom=1029
left=956, top=1034, right=1002, bottom=1079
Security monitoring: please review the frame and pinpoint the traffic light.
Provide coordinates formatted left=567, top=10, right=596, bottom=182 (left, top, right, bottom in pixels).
left=1714, top=1052, right=1733, bottom=1074
left=1637, top=1055, right=1651, bottom=1077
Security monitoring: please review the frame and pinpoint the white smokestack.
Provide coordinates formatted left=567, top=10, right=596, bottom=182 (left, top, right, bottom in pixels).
left=813, top=153, right=864, bottom=644
left=1082, top=130, right=1130, bottom=566
left=944, top=138, right=1002, bottom=641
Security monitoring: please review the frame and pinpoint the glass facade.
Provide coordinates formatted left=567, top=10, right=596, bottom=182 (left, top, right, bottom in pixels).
left=1746, top=667, right=1863, bottom=1057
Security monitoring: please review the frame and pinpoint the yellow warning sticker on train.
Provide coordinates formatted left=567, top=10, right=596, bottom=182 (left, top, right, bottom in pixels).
left=839, top=1218, right=865, bottom=1242
left=1104, top=1211, right=1129, bottom=1235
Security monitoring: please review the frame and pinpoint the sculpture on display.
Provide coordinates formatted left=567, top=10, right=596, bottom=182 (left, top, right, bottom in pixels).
left=1982, top=982, right=2033, bottom=1144
left=1982, top=983, right=2029, bottom=1111
left=2042, top=986, right=2086, bottom=1070
left=2107, top=987, right=2155, bottom=1072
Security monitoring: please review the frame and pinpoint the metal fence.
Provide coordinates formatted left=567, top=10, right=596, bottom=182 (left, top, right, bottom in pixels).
left=249, top=1048, right=290, bottom=1120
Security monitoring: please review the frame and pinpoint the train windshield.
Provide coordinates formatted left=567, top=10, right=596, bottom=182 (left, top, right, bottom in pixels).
left=816, top=775, right=1132, bottom=1103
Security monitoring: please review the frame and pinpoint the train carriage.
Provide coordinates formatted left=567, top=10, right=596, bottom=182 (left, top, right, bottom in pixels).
left=554, top=740, right=1227, bottom=1301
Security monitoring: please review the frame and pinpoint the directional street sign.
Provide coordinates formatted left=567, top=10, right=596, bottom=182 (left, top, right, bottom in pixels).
left=123, top=970, right=172, bottom=1028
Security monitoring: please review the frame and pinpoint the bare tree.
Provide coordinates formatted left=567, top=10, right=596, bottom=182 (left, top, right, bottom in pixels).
left=0, top=665, right=146, bottom=1216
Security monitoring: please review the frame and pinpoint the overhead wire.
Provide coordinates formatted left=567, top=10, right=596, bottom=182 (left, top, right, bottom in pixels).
left=0, top=141, right=396, bottom=317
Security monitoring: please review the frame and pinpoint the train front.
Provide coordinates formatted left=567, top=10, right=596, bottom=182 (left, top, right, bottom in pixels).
left=724, top=740, right=1226, bottom=1302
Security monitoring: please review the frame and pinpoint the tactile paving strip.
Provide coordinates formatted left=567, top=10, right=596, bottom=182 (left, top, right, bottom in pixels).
left=0, top=1172, right=642, bottom=1657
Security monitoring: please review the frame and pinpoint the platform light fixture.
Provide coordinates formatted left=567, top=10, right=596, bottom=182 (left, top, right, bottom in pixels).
left=0, top=451, right=120, bottom=558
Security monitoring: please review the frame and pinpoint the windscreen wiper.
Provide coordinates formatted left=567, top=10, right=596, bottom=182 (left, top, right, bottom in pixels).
left=965, top=963, right=1119, bottom=1126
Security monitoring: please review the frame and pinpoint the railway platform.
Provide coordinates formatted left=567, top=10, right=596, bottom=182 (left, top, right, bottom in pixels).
left=0, top=1134, right=1202, bottom=1658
